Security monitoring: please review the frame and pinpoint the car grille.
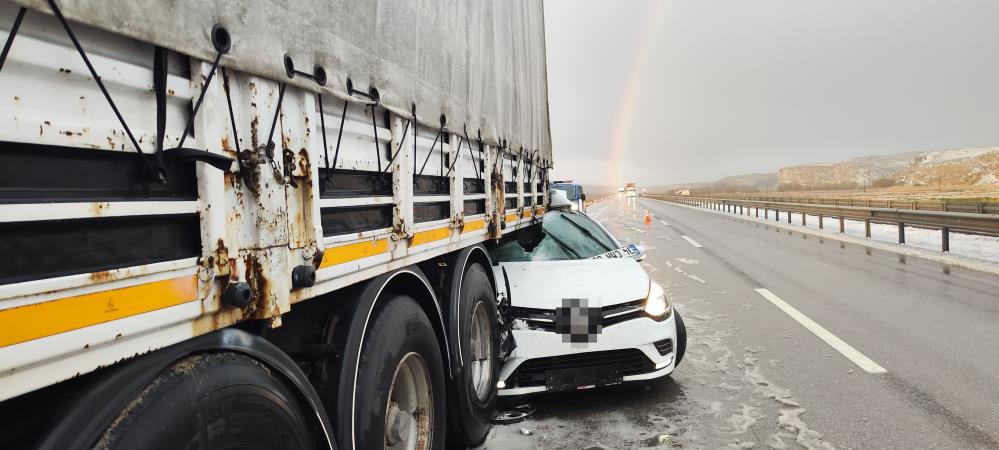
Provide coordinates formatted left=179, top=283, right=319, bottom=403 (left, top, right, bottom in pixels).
left=510, top=299, right=645, bottom=332
left=653, top=338, right=672, bottom=356
left=510, top=348, right=655, bottom=388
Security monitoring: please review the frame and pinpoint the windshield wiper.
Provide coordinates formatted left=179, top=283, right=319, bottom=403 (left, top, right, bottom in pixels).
left=543, top=232, right=581, bottom=259
left=558, top=214, right=613, bottom=252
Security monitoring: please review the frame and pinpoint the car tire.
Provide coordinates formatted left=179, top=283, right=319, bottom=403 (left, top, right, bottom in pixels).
left=352, top=295, right=447, bottom=449
left=447, top=263, right=500, bottom=447
left=674, top=309, right=687, bottom=368
left=96, top=352, right=315, bottom=450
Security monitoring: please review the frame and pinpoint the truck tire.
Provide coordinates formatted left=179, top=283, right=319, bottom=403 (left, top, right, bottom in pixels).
left=96, top=352, right=314, bottom=450
left=674, top=309, right=687, bottom=368
left=447, top=263, right=499, bottom=446
left=352, top=295, right=447, bottom=449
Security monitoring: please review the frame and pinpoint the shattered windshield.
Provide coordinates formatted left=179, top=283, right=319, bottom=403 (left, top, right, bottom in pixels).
left=493, top=210, right=619, bottom=262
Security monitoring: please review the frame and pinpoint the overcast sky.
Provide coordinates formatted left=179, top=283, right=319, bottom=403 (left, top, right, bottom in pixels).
left=543, top=0, right=999, bottom=187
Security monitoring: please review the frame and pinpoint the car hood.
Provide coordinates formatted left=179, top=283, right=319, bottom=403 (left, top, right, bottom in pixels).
left=497, top=259, right=650, bottom=310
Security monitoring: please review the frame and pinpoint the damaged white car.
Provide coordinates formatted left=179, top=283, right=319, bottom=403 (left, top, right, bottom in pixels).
left=490, top=194, right=686, bottom=396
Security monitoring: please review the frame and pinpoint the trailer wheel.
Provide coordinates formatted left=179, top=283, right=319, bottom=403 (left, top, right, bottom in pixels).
left=353, top=295, right=446, bottom=449
left=96, top=352, right=314, bottom=450
left=447, top=263, right=499, bottom=446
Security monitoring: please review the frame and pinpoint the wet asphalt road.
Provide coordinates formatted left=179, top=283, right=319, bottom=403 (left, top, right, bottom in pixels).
left=480, top=196, right=999, bottom=449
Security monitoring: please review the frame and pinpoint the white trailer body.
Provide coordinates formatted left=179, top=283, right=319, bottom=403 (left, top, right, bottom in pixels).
left=0, top=1, right=551, bottom=448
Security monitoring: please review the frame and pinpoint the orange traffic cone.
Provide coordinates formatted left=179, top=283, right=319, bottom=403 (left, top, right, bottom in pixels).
left=644, top=210, right=651, bottom=226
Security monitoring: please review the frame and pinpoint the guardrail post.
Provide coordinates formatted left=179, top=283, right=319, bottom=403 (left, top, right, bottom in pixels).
left=941, top=227, right=950, bottom=252
left=864, top=219, right=871, bottom=238
left=818, top=214, right=823, bottom=229
left=839, top=217, right=845, bottom=233
left=898, top=222, right=905, bottom=244
left=802, top=213, right=806, bottom=226
left=787, top=211, right=791, bottom=224
left=978, top=203, right=984, bottom=214
left=755, top=207, right=759, bottom=218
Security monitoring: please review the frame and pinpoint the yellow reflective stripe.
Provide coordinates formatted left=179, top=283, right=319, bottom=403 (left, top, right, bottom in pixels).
left=0, top=275, right=198, bottom=348
left=461, top=218, right=485, bottom=233
left=536, top=207, right=545, bottom=215
left=522, top=210, right=533, bottom=219
left=505, top=213, right=517, bottom=223
left=320, top=239, right=389, bottom=268
left=412, top=227, right=451, bottom=246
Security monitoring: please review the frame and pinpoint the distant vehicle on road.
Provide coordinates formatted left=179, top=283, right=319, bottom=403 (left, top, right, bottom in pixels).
left=551, top=180, right=587, bottom=212
left=625, top=182, right=637, bottom=198
left=489, top=193, right=686, bottom=396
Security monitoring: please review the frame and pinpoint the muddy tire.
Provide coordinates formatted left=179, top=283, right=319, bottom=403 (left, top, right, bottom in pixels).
left=447, top=263, right=499, bottom=447
left=674, top=309, right=687, bottom=368
left=96, top=352, right=314, bottom=450
left=352, top=295, right=447, bottom=449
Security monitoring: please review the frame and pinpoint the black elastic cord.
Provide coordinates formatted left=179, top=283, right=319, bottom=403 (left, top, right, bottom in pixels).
left=47, top=0, right=154, bottom=177
left=417, top=127, right=443, bottom=176
left=330, top=99, right=349, bottom=182
left=380, top=118, right=409, bottom=177
left=476, top=136, right=484, bottom=181
left=443, top=127, right=479, bottom=180
left=265, top=83, right=287, bottom=155
left=0, top=7, right=26, bottom=73
left=442, top=134, right=463, bottom=178
left=318, top=93, right=330, bottom=187
left=221, top=68, right=242, bottom=154
left=370, top=105, right=382, bottom=173
left=177, top=50, right=224, bottom=149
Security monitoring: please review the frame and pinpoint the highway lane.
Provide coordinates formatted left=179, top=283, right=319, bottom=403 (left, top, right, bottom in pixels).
left=482, top=196, right=999, bottom=449
left=633, top=196, right=999, bottom=449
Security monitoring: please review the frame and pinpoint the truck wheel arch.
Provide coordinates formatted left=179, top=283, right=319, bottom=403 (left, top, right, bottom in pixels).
left=38, top=328, right=335, bottom=450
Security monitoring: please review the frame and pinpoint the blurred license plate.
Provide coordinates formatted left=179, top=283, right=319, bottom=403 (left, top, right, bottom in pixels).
left=591, top=244, right=640, bottom=260
left=545, top=366, right=623, bottom=391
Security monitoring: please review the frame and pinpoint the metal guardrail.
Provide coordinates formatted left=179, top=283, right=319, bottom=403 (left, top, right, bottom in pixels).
left=644, top=194, right=999, bottom=252
left=690, top=194, right=999, bottom=215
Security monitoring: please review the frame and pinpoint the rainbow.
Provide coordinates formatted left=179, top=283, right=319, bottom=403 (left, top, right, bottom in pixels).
left=607, top=2, right=665, bottom=188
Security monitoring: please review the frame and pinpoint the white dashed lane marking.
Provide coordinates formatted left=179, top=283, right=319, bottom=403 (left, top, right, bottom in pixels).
left=681, top=235, right=703, bottom=248
left=660, top=220, right=670, bottom=226
left=755, top=288, right=887, bottom=374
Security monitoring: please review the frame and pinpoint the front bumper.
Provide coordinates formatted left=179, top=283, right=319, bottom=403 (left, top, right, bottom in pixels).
left=497, top=312, right=676, bottom=396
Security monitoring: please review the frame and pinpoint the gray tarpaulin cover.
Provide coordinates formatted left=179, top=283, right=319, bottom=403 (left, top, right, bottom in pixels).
left=13, top=0, right=553, bottom=161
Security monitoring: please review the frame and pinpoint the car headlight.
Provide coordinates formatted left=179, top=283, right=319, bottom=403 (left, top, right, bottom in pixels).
left=644, top=281, right=671, bottom=319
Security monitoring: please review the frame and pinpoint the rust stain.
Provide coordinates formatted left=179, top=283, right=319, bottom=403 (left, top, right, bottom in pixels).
left=89, top=201, right=110, bottom=216
left=13, top=96, right=20, bottom=102
left=88, top=270, right=115, bottom=284
left=214, top=239, right=230, bottom=273
left=297, top=147, right=311, bottom=177
left=168, top=88, right=175, bottom=96
left=221, top=136, right=235, bottom=155
left=243, top=254, right=267, bottom=315
left=250, top=115, right=260, bottom=152
left=58, top=68, right=72, bottom=74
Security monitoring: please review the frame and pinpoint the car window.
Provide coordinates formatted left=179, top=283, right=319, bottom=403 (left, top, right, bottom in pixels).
left=552, top=185, right=579, bottom=201
left=493, top=210, right=621, bottom=261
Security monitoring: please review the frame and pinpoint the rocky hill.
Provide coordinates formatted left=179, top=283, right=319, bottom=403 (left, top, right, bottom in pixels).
left=778, top=147, right=999, bottom=188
